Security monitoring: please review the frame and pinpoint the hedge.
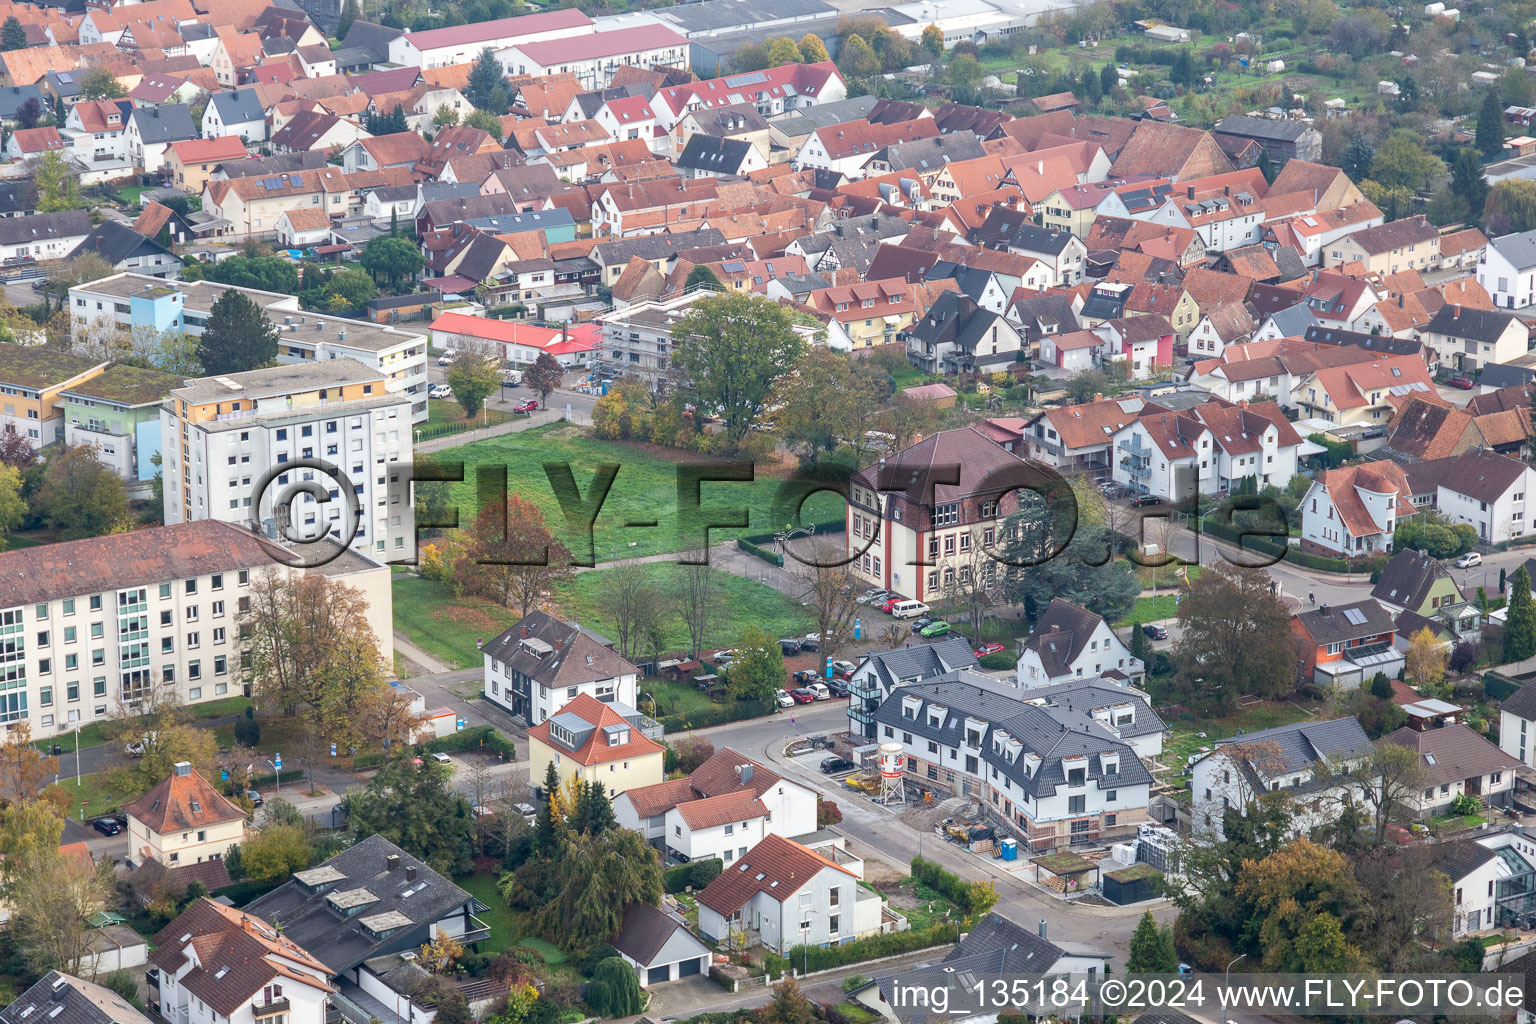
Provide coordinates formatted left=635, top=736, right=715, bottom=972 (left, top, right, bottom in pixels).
left=738, top=520, right=845, bottom=546
left=978, top=651, right=1014, bottom=671
left=657, top=696, right=774, bottom=732
left=211, top=879, right=280, bottom=904
left=1486, top=670, right=1523, bottom=701
left=761, top=921, right=960, bottom=975
left=910, top=856, right=971, bottom=907
left=419, top=724, right=516, bottom=760
left=664, top=858, right=723, bottom=893
left=737, top=538, right=783, bottom=566
left=1199, top=518, right=1355, bottom=574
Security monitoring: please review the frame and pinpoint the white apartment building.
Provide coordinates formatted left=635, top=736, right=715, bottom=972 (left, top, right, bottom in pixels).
left=0, top=519, right=392, bottom=738
left=481, top=610, right=639, bottom=727
left=873, top=675, right=1162, bottom=852
left=496, top=24, right=688, bottom=89
left=1405, top=451, right=1536, bottom=545
left=70, top=274, right=429, bottom=423
left=1477, top=227, right=1536, bottom=309
left=387, top=8, right=595, bottom=67
left=160, top=361, right=416, bottom=560
left=1189, top=717, right=1372, bottom=840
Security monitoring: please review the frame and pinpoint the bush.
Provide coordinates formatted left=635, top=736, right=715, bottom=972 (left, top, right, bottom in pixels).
left=761, top=921, right=960, bottom=975
left=978, top=651, right=1014, bottom=671
left=673, top=737, right=716, bottom=773
left=233, top=711, right=260, bottom=748
left=657, top=697, right=773, bottom=732
left=665, top=858, right=723, bottom=893
left=1450, top=793, right=1482, bottom=816
left=737, top=537, right=783, bottom=566
left=419, top=724, right=515, bottom=760
left=588, top=958, right=645, bottom=1016
left=579, top=944, right=620, bottom=976
left=818, top=798, right=843, bottom=827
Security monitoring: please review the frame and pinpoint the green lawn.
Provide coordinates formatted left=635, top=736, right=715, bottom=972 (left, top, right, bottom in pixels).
left=459, top=872, right=521, bottom=955
left=115, top=185, right=148, bottom=206
left=422, top=423, right=844, bottom=564
left=1116, top=594, right=1180, bottom=626
left=1119, top=558, right=1201, bottom=592
left=639, top=676, right=718, bottom=720
left=55, top=772, right=139, bottom=819
left=36, top=696, right=250, bottom=756
left=836, top=1003, right=880, bottom=1024
left=1163, top=702, right=1317, bottom=770
left=393, top=564, right=815, bottom=670
left=426, top=399, right=514, bottom=431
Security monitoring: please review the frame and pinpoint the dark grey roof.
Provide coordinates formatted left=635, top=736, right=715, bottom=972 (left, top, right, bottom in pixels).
left=856, top=635, right=978, bottom=691
left=1272, top=244, right=1306, bottom=281
left=1371, top=548, right=1461, bottom=609
left=880, top=133, right=986, bottom=174
left=1501, top=683, right=1536, bottom=721
left=1261, top=304, right=1318, bottom=336
left=466, top=208, right=575, bottom=235
left=1479, top=362, right=1536, bottom=390
left=1424, top=304, right=1521, bottom=343
left=610, top=902, right=705, bottom=965
left=480, top=609, right=631, bottom=690
left=1294, top=598, right=1396, bottom=645
left=219, top=151, right=329, bottom=178
left=686, top=102, right=771, bottom=136
left=209, top=88, right=265, bottom=125
left=972, top=211, right=1075, bottom=255
left=677, top=133, right=754, bottom=174
left=243, top=835, right=473, bottom=975
left=418, top=180, right=481, bottom=205
left=1022, top=599, right=1111, bottom=677
left=0, top=85, right=43, bottom=121
left=1208, top=716, right=1371, bottom=774
left=1404, top=450, right=1530, bottom=504
left=873, top=676, right=1158, bottom=800
left=454, top=234, right=513, bottom=283
left=1214, top=114, right=1317, bottom=142
left=1491, top=227, right=1536, bottom=272
left=1436, top=840, right=1500, bottom=881
left=769, top=96, right=879, bottom=136
left=1013, top=292, right=1079, bottom=338
left=342, top=20, right=403, bottom=61
left=365, top=290, right=440, bottom=311
left=68, top=221, right=181, bottom=268
left=0, top=974, right=151, bottom=1024
left=0, top=180, right=36, bottom=217
left=128, top=104, right=196, bottom=145
left=590, top=228, right=728, bottom=267
left=1304, top=324, right=1421, bottom=356
left=45, top=70, right=85, bottom=99
left=0, top=209, right=89, bottom=246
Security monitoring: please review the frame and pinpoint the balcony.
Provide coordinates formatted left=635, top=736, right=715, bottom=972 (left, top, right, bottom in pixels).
left=461, top=911, right=493, bottom=945
left=1117, top=443, right=1150, bottom=477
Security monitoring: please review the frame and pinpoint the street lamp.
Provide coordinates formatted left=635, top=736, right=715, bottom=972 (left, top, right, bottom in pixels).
left=1223, top=953, right=1246, bottom=1015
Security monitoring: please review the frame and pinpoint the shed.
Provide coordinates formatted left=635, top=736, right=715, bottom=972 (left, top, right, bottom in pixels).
left=1102, top=863, right=1163, bottom=905
left=899, top=382, right=958, bottom=409
left=612, top=902, right=712, bottom=987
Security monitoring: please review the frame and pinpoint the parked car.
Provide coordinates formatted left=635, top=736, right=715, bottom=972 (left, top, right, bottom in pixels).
left=820, top=756, right=856, bottom=774
left=791, top=669, right=819, bottom=686
left=856, top=588, right=890, bottom=605
left=827, top=679, right=850, bottom=698
left=92, top=816, right=124, bottom=836
left=437, top=353, right=455, bottom=366
left=1455, top=551, right=1482, bottom=568
left=800, top=633, right=820, bottom=652
left=1130, top=494, right=1161, bottom=507
left=808, top=682, right=831, bottom=700
left=790, top=687, right=816, bottom=704
left=1448, top=376, right=1475, bottom=390
left=513, top=801, right=537, bottom=824
left=1142, top=623, right=1169, bottom=640
left=910, top=616, right=935, bottom=633
left=431, top=751, right=453, bottom=765
left=879, top=595, right=904, bottom=613
left=429, top=384, right=452, bottom=399
left=778, top=638, right=802, bottom=655
left=245, top=790, right=264, bottom=806
left=830, top=659, right=857, bottom=679
left=713, top=648, right=737, bottom=664
left=515, top=399, right=539, bottom=413
left=919, top=620, right=951, bottom=638
left=775, top=689, right=795, bottom=708
left=974, top=642, right=1005, bottom=657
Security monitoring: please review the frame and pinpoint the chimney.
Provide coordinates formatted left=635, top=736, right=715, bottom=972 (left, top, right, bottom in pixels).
left=1453, top=304, right=1461, bottom=318
left=1320, top=604, right=1330, bottom=616
left=386, top=854, right=400, bottom=871
left=737, top=763, right=754, bottom=786
left=1038, top=919, right=1048, bottom=940
left=405, top=865, right=417, bottom=881
left=173, top=761, right=191, bottom=777
left=1093, top=392, right=1102, bottom=401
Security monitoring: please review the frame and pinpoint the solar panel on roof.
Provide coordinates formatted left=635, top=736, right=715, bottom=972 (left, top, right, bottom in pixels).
left=1342, top=607, right=1367, bottom=625
left=723, top=72, right=768, bottom=87
left=263, top=176, right=283, bottom=189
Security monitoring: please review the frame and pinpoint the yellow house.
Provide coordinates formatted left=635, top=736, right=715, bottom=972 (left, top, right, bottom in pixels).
left=1324, top=215, right=1441, bottom=276
left=527, top=693, right=665, bottom=799
left=0, top=344, right=108, bottom=451
left=122, top=762, right=246, bottom=869
left=166, top=137, right=251, bottom=195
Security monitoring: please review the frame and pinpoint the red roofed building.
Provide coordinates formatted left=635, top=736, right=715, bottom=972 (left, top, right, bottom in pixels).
left=167, top=136, right=248, bottom=192
left=695, top=834, right=887, bottom=952
left=150, top=898, right=333, bottom=1024
left=123, top=761, right=246, bottom=869
left=615, top=747, right=820, bottom=865
left=1300, top=460, right=1416, bottom=556
left=428, top=311, right=599, bottom=368
left=527, top=693, right=665, bottom=798
left=499, top=24, right=687, bottom=91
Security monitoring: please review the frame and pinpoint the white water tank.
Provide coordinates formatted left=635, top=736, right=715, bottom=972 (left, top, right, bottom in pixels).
left=879, top=742, right=904, bottom=779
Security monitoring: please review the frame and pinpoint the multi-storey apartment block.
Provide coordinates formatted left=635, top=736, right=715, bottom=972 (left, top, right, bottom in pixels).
left=160, top=361, right=415, bottom=559
left=0, top=520, right=391, bottom=737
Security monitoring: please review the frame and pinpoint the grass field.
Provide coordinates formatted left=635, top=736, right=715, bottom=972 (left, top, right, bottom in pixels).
left=55, top=772, right=135, bottom=819
left=1117, top=594, right=1180, bottom=626
left=640, top=676, right=719, bottom=719
left=1163, top=701, right=1317, bottom=770
left=423, top=423, right=844, bottom=563
left=458, top=874, right=573, bottom=966
left=36, top=695, right=252, bottom=755
left=426, top=399, right=514, bottom=431
left=393, top=564, right=814, bottom=669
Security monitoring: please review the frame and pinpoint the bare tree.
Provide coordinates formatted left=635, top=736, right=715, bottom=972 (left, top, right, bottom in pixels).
left=672, top=558, right=712, bottom=661
left=596, top=560, right=672, bottom=662
left=787, top=535, right=859, bottom=670
left=1326, top=741, right=1425, bottom=847
left=937, top=533, right=1002, bottom=642
left=11, top=848, right=114, bottom=976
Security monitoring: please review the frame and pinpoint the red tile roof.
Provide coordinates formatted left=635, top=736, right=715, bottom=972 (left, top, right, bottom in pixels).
left=675, top=790, right=768, bottom=830
left=123, top=765, right=246, bottom=834
left=696, top=834, right=855, bottom=914
left=526, top=693, right=663, bottom=766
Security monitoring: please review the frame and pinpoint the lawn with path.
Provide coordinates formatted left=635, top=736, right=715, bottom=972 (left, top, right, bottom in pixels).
left=422, top=423, right=843, bottom=564
left=393, top=564, right=814, bottom=670
left=1161, top=700, right=1319, bottom=773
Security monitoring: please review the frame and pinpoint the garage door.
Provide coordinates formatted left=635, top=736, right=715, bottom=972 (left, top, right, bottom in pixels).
left=677, top=958, right=703, bottom=978
left=648, top=965, right=671, bottom=985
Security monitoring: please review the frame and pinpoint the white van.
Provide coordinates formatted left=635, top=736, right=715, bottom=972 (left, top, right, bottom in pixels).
left=890, top=600, right=929, bottom=619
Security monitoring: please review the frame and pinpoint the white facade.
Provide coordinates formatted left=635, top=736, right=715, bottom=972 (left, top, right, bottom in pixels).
left=1189, top=746, right=1368, bottom=841
left=388, top=15, right=596, bottom=68
left=1432, top=467, right=1536, bottom=544
left=696, top=859, right=871, bottom=953
left=482, top=654, right=637, bottom=725
left=158, top=942, right=330, bottom=1024
left=1016, top=621, right=1142, bottom=689
left=1477, top=230, right=1536, bottom=310
left=665, top=807, right=767, bottom=865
